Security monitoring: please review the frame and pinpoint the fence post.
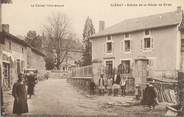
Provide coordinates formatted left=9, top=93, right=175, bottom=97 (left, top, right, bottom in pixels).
left=177, top=71, right=184, bottom=116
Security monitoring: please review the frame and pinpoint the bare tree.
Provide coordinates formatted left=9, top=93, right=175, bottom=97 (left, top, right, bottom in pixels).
left=43, top=13, right=72, bottom=70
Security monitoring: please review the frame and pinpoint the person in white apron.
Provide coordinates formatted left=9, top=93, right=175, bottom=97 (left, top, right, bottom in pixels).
left=98, top=74, right=105, bottom=96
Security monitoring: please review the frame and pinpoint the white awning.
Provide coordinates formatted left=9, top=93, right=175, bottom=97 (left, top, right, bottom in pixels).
left=2, top=51, right=15, bottom=62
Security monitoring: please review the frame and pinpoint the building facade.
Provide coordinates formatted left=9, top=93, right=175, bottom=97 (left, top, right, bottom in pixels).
left=90, top=7, right=184, bottom=84
left=0, top=31, right=28, bottom=90
left=0, top=26, right=46, bottom=90
left=27, top=47, right=45, bottom=71
left=60, top=49, right=83, bottom=71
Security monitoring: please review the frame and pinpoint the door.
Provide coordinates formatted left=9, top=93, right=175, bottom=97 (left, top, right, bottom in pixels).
left=3, top=62, right=10, bottom=90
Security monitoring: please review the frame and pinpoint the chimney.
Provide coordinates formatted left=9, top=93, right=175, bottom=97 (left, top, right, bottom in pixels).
left=99, top=20, right=105, bottom=32
left=177, top=6, right=182, bottom=13
left=2, top=24, right=9, bottom=33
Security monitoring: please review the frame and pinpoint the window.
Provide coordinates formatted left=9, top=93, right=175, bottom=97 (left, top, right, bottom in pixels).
left=106, top=61, right=113, bottom=75
left=125, top=33, right=129, bottom=38
left=142, top=29, right=153, bottom=50
left=22, top=48, right=24, bottom=53
left=21, top=60, right=25, bottom=72
left=121, top=60, right=131, bottom=74
left=124, top=40, right=130, bottom=52
left=105, top=35, right=113, bottom=54
left=144, top=38, right=151, bottom=49
left=107, top=35, right=112, bottom=40
left=0, top=38, right=5, bottom=44
left=17, top=59, right=20, bottom=74
left=145, top=30, right=150, bottom=35
left=106, top=42, right=112, bottom=53
left=8, top=41, right=11, bottom=50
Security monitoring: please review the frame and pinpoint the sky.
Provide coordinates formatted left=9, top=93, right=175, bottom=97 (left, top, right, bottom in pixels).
left=2, top=0, right=184, bottom=40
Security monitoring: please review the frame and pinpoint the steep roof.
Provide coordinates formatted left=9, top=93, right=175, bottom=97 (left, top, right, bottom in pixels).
left=31, top=47, right=45, bottom=57
left=1, top=31, right=45, bottom=57
left=3, top=32, right=29, bottom=47
left=91, top=10, right=183, bottom=38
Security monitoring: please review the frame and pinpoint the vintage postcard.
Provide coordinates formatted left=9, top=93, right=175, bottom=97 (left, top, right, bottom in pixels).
left=0, top=0, right=184, bottom=116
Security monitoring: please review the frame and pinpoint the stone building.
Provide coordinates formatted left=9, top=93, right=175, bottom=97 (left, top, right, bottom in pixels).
left=27, top=47, right=45, bottom=71
left=0, top=26, right=29, bottom=90
left=90, top=7, right=184, bottom=84
left=0, top=25, right=46, bottom=90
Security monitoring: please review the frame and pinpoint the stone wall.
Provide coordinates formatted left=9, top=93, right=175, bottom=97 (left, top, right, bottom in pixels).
left=27, top=48, right=45, bottom=71
left=67, top=77, right=92, bottom=93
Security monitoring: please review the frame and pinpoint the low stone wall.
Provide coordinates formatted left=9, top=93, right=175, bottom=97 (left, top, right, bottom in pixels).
left=67, top=77, right=92, bottom=93
left=48, top=71, right=71, bottom=79
left=37, top=70, right=49, bottom=81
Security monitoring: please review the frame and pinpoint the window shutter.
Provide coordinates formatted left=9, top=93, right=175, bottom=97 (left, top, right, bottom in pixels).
left=151, top=38, right=154, bottom=48
left=104, top=42, right=106, bottom=53
left=130, top=39, right=133, bottom=52
left=141, top=39, right=143, bottom=49
left=112, top=42, right=114, bottom=54
left=121, top=41, right=124, bottom=51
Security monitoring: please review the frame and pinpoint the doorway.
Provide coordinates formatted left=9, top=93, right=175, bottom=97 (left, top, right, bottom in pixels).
left=2, top=62, right=10, bottom=90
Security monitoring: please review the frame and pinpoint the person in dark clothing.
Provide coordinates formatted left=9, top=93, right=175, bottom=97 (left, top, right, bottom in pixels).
left=89, top=79, right=96, bottom=95
left=147, top=84, right=157, bottom=109
left=114, top=74, right=121, bottom=84
left=27, top=72, right=36, bottom=98
left=1, top=87, right=4, bottom=115
left=141, top=84, right=157, bottom=109
left=113, top=74, right=121, bottom=96
left=141, top=84, right=149, bottom=105
left=12, top=73, right=28, bottom=115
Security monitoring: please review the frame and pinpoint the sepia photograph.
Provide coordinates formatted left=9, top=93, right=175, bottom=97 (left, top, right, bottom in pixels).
left=0, top=0, right=184, bottom=116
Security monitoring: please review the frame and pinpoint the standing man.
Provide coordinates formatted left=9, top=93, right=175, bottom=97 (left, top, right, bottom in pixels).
left=89, top=79, right=96, bottom=95
left=27, top=72, right=36, bottom=98
left=120, top=78, right=127, bottom=96
left=113, top=74, right=121, bottom=96
left=12, top=73, right=28, bottom=115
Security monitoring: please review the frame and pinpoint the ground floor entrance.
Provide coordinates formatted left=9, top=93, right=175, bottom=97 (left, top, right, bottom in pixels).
left=2, top=62, right=10, bottom=90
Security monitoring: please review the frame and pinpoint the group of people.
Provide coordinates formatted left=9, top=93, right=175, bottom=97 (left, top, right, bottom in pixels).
left=90, top=73, right=127, bottom=96
left=89, top=73, right=158, bottom=110
left=12, top=72, right=37, bottom=115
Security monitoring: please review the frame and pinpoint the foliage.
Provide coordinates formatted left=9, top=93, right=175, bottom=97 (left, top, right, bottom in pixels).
left=25, top=30, right=42, bottom=49
left=44, top=55, right=55, bottom=70
left=82, top=16, right=95, bottom=66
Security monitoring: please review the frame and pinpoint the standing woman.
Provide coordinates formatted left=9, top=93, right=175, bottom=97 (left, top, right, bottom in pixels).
left=12, top=73, right=28, bottom=115
left=98, top=74, right=105, bottom=96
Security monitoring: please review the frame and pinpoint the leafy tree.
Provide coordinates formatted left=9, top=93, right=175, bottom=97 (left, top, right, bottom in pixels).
left=82, top=16, right=95, bottom=66
left=44, top=54, right=55, bottom=70
left=25, top=30, right=42, bottom=49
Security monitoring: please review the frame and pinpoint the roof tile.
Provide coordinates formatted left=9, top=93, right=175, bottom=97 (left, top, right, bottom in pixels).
left=91, top=11, right=182, bottom=38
